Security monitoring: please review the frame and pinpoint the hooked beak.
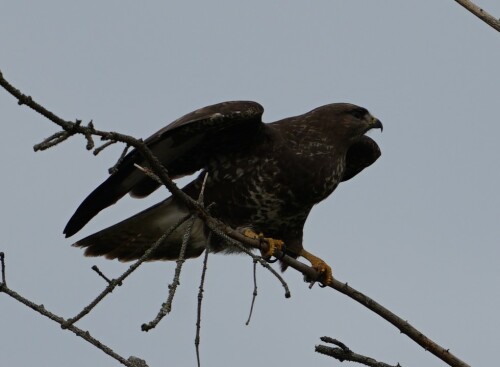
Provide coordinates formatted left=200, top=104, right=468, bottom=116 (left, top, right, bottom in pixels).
left=370, top=116, right=383, bottom=132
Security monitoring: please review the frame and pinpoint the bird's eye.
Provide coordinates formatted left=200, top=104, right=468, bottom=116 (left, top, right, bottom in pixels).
left=349, top=107, right=368, bottom=120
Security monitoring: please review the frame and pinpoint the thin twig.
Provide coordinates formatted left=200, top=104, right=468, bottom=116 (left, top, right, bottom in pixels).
left=141, top=215, right=197, bottom=331
left=206, top=223, right=291, bottom=299
left=316, top=337, right=400, bottom=367
left=63, top=214, right=191, bottom=328
left=0, top=70, right=75, bottom=133
left=195, top=238, right=210, bottom=367
left=109, top=144, right=130, bottom=174
left=0, top=252, right=6, bottom=286
left=33, top=131, right=71, bottom=151
left=142, top=173, right=211, bottom=331
left=454, top=0, right=500, bottom=32
left=33, top=119, right=86, bottom=152
left=142, top=174, right=209, bottom=331
left=84, top=120, right=95, bottom=150
left=134, top=163, right=162, bottom=185
left=197, top=172, right=209, bottom=205
left=91, top=265, right=121, bottom=285
left=0, top=276, right=142, bottom=366
left=93, top=140, right=116, bottom=156
left=194, top=179, right=210, bottom=367
left=320, top=336, right=351, bottom=351
left=245, top=259, right=258, bottom=325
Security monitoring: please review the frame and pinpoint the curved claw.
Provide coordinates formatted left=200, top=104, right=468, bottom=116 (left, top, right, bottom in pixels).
left=262, top=237, right=285, bottom=259
left=300, top=249, right=334, bottom=286
left=242, top=229, right=284, bottom=260
left=264, top=240, right=287, bottom=263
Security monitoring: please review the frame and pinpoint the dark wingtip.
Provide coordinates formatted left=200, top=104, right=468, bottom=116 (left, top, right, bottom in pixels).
left=63, top=174, right=129, bottom=238
left=63, top=212, right=92, bottom=237
left=63, top=220, right=81, bottom=238
left=63, top=225, right=74, bottom=238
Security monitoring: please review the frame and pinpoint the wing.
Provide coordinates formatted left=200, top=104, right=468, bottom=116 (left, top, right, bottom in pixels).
left=64, top=101, right=264, bottom=237
left=342, top=135, right=381, bottom=182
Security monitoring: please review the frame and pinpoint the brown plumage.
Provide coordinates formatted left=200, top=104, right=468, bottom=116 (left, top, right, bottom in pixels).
left=65, top=101, right=382, bottom=282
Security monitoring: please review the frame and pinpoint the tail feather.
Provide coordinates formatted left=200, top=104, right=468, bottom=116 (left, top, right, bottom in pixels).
left=72, top=198, right=207, bottom=261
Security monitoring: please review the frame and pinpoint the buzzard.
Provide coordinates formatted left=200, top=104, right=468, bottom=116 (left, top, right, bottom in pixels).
left=64, top=101, right=382, bottom=285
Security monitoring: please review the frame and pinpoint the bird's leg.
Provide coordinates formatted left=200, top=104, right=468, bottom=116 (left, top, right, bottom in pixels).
left=300, top=249, right=333, bottom=286
left=242, top=229, right=284, bottom=259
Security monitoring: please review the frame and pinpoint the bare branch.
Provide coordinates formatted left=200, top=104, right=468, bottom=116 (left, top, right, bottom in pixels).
left=0, top=252, right=6, bottom=286
left=316, top=337, right=400, bottom=367
left=205, top=223, right=291, bottom=299
left=142, top=174, right=210, bottom=332
left=91, top=265, right=120, bottom=285
left=245, top=259, right=258, bottom=326
left=320, top=336, right=351, bottom=351
left=109, top=144, right=130, bottom=174
left=141, top=215, right=197, bottom=332
left=454, top=0, right=500, bottom=31
left=133, top=163, right=162, bottom=186
left=327, top=280, right=470, bottom=367
left=63, top=214, right=191, bottom=328
left=197, top=172, right=209, bottom=205
left=0, top=70, right=471, bottom=367
left=0, top=255, right=143, bottom=367
left=84, top=120, right=95, bottom=150
left=195, top=239, right=210, bottom=367
left=33, top=130, right=72, bottom=151
left=93, top=140, right=116, bottom=156
left=193, top=176, right=211, bottom=367
left=0, top=70, right=75, bottom=132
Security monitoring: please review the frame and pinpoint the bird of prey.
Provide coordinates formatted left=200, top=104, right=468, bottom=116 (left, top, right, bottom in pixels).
left=64, top=101, right=382, bottom=285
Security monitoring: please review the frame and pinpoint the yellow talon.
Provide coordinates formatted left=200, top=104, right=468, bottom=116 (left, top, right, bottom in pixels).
left=243, top=229, right=261, bottom=240
left=300, top=249, right=334, bottom=285
left=243, top=229, right=284, bottom=259
left=262, top=237, right=285, bottom=258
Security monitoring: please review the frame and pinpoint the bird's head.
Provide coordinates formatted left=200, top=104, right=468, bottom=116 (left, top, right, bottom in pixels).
left=312, top=103, right=383, bottom=145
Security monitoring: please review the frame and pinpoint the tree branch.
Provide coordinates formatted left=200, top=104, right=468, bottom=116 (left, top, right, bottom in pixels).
left=0, top=69, right=471, bottom=367
left=141, top=215, right=197, bottom=331
left=327, top=280, right=470, bottom=367
left=316, top=337, right=400, bottom=367
left=454, top=0, right=500, bottom=31
left=62, top=214, right=191, bottom=328
left=0, top=252, right=6, bottom=286
left=195, top=240, right=210, bottom=367
left=0, top=256, right=145, bottom=367
left=245, top=259, right=259, bottom=326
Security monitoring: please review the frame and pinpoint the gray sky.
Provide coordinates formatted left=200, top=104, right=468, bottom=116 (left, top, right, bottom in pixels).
left=1, top=1, right=499, bottom=366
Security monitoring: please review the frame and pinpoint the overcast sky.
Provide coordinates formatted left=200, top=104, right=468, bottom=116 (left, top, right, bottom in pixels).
left=1, top=2, right=499, bottom=367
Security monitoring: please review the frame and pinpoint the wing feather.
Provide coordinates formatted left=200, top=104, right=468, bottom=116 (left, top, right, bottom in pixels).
left=342, top=136, right=381, bottom=182
left=64, top=101, right=264, bottom=237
